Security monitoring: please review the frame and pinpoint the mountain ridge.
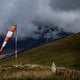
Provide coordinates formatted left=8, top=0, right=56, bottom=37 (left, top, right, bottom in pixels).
left=0, top=32, right=80, bottom=69
left=0, top=25, right=70, bottom=55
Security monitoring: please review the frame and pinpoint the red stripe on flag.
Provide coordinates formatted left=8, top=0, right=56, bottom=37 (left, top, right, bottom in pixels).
left=5, top=36, right=10, bottom=42
left=9, top=26, right=16, bottom=32
left=0, top=47, right=3, bottom=53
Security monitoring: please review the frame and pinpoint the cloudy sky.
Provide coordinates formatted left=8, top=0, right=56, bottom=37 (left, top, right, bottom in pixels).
left=0, top=0, right=80, bottom=38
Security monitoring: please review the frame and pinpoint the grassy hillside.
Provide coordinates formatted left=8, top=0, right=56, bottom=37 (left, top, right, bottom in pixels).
left=0, top=64, right=80, bottom=80
left=0, top=33, right=80, bottom=69
left=0, top=65, right=80, bottom=80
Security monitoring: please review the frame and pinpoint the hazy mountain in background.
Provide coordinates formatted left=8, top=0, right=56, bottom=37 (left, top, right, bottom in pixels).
left=0, top=32, right=80, bottom=69
left=0, top=24, right=71, bottom=56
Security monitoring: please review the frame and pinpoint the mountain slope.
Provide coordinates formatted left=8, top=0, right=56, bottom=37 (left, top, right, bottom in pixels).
left=0, top=25, right=70, bottom=55
left=0, top=33, right=80, bottom=69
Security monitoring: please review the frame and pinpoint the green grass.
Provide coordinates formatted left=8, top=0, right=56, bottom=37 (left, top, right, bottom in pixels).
left=0, top=64, right=80, bottom=80
left=0, top=33, right=80, bottom=69
left=0, top=33, right=80, bottom=80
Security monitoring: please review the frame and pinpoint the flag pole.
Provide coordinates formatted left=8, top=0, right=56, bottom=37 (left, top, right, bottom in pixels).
left=15, top=25, right=18, bottom=66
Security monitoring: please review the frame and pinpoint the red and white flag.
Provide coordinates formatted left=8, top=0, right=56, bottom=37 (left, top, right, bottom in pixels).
left=0, top=25, right=16, bottom=53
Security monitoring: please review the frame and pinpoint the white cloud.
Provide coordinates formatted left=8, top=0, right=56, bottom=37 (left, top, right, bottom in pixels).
left=35, top=0, right=80, bottom=33
left=0, top=0, right=80, bottom=38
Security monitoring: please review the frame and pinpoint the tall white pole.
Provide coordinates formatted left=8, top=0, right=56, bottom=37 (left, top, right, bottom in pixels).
left=15, top=25, right=17, bottom=61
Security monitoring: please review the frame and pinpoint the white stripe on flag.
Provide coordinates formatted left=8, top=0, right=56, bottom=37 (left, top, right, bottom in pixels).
left=2, top=41, right=7, bottom=47
left=7, top=31, right=13, bottom=37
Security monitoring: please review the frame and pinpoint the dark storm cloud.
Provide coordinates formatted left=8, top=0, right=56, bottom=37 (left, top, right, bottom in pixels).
left=35, top=0, right=80, bottom=33
left=50, top=0, right=80, bottom=11
left=0, top=0, right=80, bottom=38
left=0, top=0, right=38, bottom=37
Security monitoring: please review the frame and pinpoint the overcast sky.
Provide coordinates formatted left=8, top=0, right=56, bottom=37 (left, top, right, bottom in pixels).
left=50, top=0, right=80, bottom=11
left=0, top=0, right=80, bottom=38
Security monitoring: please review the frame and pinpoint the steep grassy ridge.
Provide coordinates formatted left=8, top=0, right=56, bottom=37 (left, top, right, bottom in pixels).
left=0, top=33, right=80, bottom=69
